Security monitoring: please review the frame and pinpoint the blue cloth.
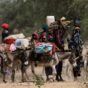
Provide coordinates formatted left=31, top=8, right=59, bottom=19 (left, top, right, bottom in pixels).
left=42, top=24, right=48, bottom=32
left=35, top=43, right=52, bottom=53
left=69, top=32, right=83, bottom=50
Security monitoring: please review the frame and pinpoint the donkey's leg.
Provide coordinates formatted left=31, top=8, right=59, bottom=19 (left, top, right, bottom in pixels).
left=21, top=68, right=29, bottom=82
left=73, top=67, right=78, bottom=81
left=21, top=73, right=25, bottom=82
left=1, top=62, right=7, bottom=83
left=56, top=61, right=64, bottom=81
left=24, top=66, right=29, bottom=81
left=21, top=64, right=26, bottom=82
left=2, top=72, right=7, bottom=83
left=83, top=59, right=88, bottom=80
left=2, top=66, right=7, bottom=83
left=11, top=61, right=15, bottom=82
left=0, top=55, right=7, bottom=83
left=25, top=72, right=29, bottom=81
left=52, top=53, right=58, bottom=75
left=45, top=66, right=50, bottom=81
left=11, top=69, right=15, bottom=82
left=31, top=62, right=35, bottom=74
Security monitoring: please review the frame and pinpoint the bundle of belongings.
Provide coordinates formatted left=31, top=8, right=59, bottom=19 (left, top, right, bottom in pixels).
left=3, top=33, right=30, bottom=52
left=4, top=33, right=25, bottom=44
left=35, top=42, right=53, bottom=54
left=15, top=38, right=29, bottom=49
left=48, top=16, right=71, bottom=31
left=33, top=42, right=54, bottom=63
left=31, top=16, right=72, bottom=63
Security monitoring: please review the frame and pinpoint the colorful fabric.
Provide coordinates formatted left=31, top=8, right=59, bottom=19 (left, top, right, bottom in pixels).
left=4, top=38, right=15, bottom=44
left=69, top=27, right=82, bottom=50
left=48, top=33, right=55, bottom=42
left=53, top=29, right=64, bottom=50
left=35, top=42, right=53, bottom=54
left=39, top=32, right=47, bottom=40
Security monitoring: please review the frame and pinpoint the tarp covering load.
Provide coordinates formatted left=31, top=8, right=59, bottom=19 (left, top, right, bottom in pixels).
left=35, top=42, right=53, bottom=53
left=4, top=33, right=25, bottom=44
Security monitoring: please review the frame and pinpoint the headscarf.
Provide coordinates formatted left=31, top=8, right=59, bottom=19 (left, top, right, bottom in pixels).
left=42, top=24, right=48, bottom=32
left=32, top=32, right=39, bottom=40
left=1, top=23, right=9, bottom=29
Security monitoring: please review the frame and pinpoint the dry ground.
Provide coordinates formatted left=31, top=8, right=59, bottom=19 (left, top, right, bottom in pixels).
left=0, top=65, right=87, bottom=88
left=0, top=82, right=87, bottom=88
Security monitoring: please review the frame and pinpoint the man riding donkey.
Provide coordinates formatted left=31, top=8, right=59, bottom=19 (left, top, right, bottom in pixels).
left=30, top=24, right=58, bottom=81
left=38, top=24, right=60, bottom=81
left=68, top=25, right=84, bottom=80
left=50, top=17, right=72, bottom=81
left=0, top=23, right=13, bottom=83
left=67, top=16, right=84, bottom=80
left=0, top=23, right=30, bottom=82
left=37, top=16, right=71, bottom=81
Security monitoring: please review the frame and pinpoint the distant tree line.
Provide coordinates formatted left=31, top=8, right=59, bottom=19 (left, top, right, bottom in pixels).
left=0, top=0, right=88, bottom=38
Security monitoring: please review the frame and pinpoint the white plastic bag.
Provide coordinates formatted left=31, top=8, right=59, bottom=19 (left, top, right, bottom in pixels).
left=46, top=16, right=55, bottom=26
left=15, top=38, right=29, bottom=48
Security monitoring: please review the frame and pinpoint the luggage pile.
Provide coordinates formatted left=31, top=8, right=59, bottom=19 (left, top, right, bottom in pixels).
left=3, top=33, right=31, bottom=52
left=4, top=33, right=25, bottom=44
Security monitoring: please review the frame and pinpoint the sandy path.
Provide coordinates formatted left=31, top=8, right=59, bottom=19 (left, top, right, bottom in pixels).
left=0, top=82, right=87, bottom=88
left=0, top=50, right=87, bottom=88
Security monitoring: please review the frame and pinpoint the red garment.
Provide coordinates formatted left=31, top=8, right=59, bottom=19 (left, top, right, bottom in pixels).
left=52, top=43, right=57, bottom=54
left=48, top=34, right=53, bottom=39
left=32, top=32, right=39, bottom=40
left=4, top=38, right=15, bottom=44
left=48, top=43, right=57, bottom=56
left=33, top=40, right=39, bottom=45
left=40, top=32, right=47, bottom=40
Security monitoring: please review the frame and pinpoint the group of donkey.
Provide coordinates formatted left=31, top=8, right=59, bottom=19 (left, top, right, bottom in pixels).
left=0, top=39, right=87, bottom=83
left=0, top=19, right=88, bottom=83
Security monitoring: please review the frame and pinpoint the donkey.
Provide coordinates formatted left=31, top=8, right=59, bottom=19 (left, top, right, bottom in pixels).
left=0, top=46, right=31, bottom=83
